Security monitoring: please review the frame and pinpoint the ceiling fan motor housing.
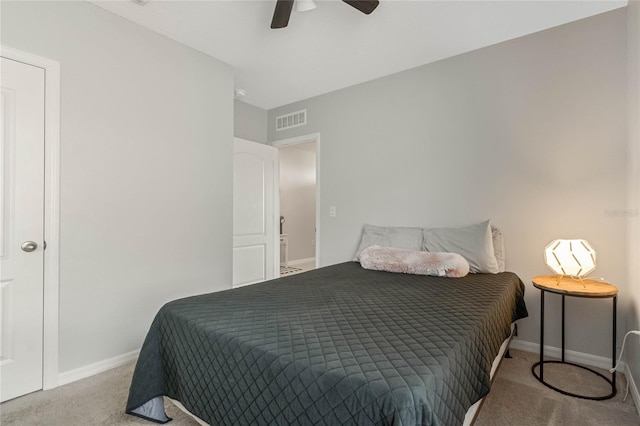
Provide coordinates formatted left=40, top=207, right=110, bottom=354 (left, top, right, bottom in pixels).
left=271, top=0, right=380, bottom=29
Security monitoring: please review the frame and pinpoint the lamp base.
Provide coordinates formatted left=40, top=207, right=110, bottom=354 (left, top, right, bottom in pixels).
left=554, top=274, right=587, bottom=288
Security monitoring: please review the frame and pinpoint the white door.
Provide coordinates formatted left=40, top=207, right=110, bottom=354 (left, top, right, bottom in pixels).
left=0, top=57, right=45, bottom=402
left=233, top=138, right=278, bottom=287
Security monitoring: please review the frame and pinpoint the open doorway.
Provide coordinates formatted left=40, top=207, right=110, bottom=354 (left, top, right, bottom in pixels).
left=273, top=134, right=320, bottom=276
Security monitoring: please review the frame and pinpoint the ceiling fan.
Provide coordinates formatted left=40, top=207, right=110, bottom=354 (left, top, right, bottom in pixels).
left=271, top=0, right=380, bottom=29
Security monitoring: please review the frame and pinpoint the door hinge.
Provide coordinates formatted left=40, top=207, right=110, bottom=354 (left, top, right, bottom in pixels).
left=43, top=241, right=47, bottom=250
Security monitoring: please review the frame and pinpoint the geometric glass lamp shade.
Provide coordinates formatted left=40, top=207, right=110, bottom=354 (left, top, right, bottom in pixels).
left=544, top=239, right=597, bottom=278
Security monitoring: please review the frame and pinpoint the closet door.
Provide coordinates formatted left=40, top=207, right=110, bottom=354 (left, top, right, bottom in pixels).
left=1, top=57, right=45, bottom=402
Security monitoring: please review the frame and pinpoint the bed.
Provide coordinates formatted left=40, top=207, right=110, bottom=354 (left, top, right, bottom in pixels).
left=126, top=261, right=528, bottom=425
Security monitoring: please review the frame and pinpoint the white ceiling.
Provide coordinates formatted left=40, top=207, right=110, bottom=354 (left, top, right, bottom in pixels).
left=91, top=0, right=627, bottom=110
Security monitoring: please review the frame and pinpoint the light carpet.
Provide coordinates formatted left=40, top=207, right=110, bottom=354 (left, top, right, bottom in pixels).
left=1, top=349, right=638, bottom=425
left=474, top=349, right=640, bottom=426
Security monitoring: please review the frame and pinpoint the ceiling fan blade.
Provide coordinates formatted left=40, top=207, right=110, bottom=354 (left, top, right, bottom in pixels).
left=271, top=0, right=295, bottom=29
left=343, top=0, right=379, bottom=15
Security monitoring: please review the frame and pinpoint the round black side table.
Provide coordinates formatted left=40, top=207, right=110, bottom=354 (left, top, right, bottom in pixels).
left=531, top=275, right=617, bottom=400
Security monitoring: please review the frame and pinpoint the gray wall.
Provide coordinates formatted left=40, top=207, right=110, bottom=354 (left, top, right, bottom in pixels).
left=268, top=10, right=628, bottom=358
left=2, top=1, right=234, bottom=373
left=626, top=0, right=640, bottom=398
left=234, top=99, right=268, bottom=144
left=279, top=143, right=316, bottom=261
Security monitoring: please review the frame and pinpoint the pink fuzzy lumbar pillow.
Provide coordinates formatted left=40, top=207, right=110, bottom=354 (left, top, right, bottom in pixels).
left=359, top=245, right=470, bottom=278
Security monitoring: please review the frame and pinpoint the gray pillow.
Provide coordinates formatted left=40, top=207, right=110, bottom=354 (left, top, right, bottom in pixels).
left=492, top=226, right=506, bottom=272
left=353, top=225, right=423, bottom=261
left=422, top=220, right=500, bottom=274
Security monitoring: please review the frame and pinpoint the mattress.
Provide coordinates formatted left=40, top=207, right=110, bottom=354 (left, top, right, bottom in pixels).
left=127, top=262, right=528, bottom=425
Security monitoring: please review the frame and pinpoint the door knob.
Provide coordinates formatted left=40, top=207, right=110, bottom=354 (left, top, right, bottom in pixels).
left=21, top=241, right=38, bottom=252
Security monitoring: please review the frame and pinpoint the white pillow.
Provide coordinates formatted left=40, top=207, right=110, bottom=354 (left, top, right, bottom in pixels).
left=422, top=220, right=500, bottom=274
left=360, top=245, right=470, bottom=278
left=353, top=225, right=423, bottom=261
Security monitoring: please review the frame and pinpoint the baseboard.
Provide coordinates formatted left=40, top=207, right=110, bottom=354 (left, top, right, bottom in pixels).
left=509, top=339, right=621, bottom=371
left=626, top=364, right=640, bottom=418
left=57, top=349, right=139, bottom=386
left=286, top=257, right=315, bottom=266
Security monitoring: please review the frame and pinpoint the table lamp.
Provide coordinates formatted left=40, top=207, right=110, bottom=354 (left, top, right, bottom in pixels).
left=544, top=239, right=596, bottom=286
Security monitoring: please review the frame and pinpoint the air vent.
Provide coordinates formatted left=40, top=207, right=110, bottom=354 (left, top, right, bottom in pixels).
left=276, top=109, right=307, bottom=131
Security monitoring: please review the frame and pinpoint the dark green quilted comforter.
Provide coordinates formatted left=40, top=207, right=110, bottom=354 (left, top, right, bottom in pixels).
left=127, top=262, right=528, bottom=425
